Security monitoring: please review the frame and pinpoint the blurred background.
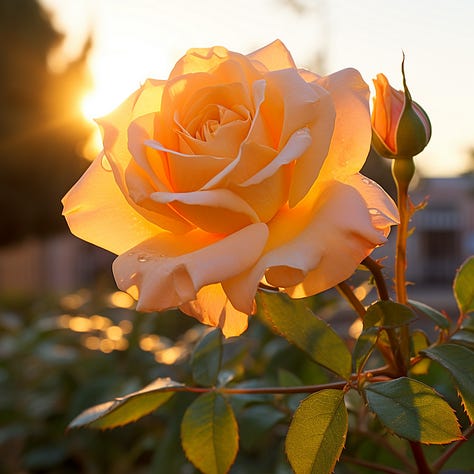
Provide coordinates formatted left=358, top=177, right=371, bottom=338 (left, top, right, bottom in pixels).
left=0, top=0, right=473, bottom=472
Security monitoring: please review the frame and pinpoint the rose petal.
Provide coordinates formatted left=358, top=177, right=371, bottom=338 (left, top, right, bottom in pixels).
left=231, top=166, right=290, bottom=223
left=62, top=156, right=167, bottom=255
left=371, top=73, right=405, bottom=153
left=112, top=223, right=268, bottom=314
left=128, top=115, right=172, bottom=192
left=93, top=84, right=193, bottom=233
left=315, top=68, right=372, bottom=180
left=176, top=107, right=251, bottom=159
left=180, top=284, right=250, bottom=337
left=200, top=79, right=268, bottom=190
left=288, top=85, right=336, bottom=206
left=97, top=79, right=166, bottom=171
left=150, top=189, right=260, bottom=233
left=122, top=118, right=194, bottom=232
left=223, top=179, right=395, bottom=312
left=227, top=140, right=277, bottom=184
left=169, top=46, right=260, bottom=82
left=246, top=68, right=336, bottom=206
left=247, top=39, right=297, bottom=72
left=145, top=138, right=233, bottom=192
left=240, top=127, right=311, bottom=186
left=344, top=174, right=399, bottom=232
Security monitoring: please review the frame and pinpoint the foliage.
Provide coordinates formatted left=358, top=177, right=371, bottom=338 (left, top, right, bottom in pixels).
left=2, top=257, right=474, bottom=473
left=4, top=257, right=464, bottom=473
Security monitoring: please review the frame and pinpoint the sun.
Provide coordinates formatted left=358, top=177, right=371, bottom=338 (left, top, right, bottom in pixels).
left=79, top=57, right=149, bottom=159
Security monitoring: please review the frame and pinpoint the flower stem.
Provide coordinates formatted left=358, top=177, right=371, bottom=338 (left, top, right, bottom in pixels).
left=392, top=158, right=432, bottom=474
left=392, top=158, right=416, bottom=373
left=392, top=158, right=415, bottom=306
left=362, top=256, right=390, bottom=301
left=150, top=367, right=393, bottom=396
left=337, top=281, right=366, bottom=318
left=361, top=256, right=404, bottom=373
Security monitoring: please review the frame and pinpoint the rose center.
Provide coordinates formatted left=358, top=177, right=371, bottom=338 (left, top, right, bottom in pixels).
left=186, top=103, right=248, bottom=142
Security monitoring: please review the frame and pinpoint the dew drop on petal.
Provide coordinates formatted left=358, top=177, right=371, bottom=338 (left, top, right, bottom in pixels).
left=361, top=177, right=371, bottom=185
left=368, top=208, right=380, bottom=215
left=137, top=255, right=148, bottom=263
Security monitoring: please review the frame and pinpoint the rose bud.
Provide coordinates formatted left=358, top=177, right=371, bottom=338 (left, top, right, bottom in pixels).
left=371, top=61, right=431, bottom=159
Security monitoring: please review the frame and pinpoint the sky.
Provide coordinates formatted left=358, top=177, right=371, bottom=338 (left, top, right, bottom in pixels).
left=41, top=0, right=474, bottom=177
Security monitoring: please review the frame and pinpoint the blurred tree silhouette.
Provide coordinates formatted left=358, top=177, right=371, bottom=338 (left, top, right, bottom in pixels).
left=0, top=0, right=92, bottom=246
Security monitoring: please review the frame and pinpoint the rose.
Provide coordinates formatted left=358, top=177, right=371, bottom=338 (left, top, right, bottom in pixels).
left=63, top=40, right=398, bottom=337
left=371, top=71, right=431, bottom=159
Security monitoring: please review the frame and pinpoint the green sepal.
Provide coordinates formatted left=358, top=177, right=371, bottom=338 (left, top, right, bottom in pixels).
left=396, top=57, right=431, bottom=157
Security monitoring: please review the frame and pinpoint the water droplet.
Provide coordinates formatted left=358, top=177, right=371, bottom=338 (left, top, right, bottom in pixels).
left=361, top=178, right=371, bottom=185
left=137, top=255, right=148, bottom=263
left=369, top=208, right=380, bottom=215
left=101, top=155, right=112, bottom=171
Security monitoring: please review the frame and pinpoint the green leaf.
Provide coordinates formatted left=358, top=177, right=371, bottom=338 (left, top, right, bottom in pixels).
left=454, top=256, right=474, bottom=314
left=257, top=292, right=351, bottom=380
left=364, top=301, right=416, bottom=329
left=181, top=392, right=238, bottom=474
left=408, top=299, right=450, bottom=330
left=352, top=327, right=380, bottom=373
left=192, top=329, right=222, bottom=387
left=422, top=344, right=474, bottom=422
left=451, top=328, right=474, bottom=349
left=365, top=377, right=462, bottom=444
left=68, top=377, right=184, bottom=430
left=286, top=389, right=347, bottom=474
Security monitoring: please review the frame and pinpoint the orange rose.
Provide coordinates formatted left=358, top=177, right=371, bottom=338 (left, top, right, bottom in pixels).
left=63, top=40, right=398, bottom=337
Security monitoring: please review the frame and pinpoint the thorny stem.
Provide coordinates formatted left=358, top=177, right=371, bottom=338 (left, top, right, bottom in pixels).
left=154, top=367, right=394, bottom=396
left=392, top=158, right=416, bottom=374
left=395, top=179, right=410, bottom=305
left=432, top=424, right=474, bottom=473
left=362, top=256, right=390, bottom=301
left=392, top=157, right=415, bottom=306
left=337, top=282, right=366, bottom=318
left=361, top=256, right=405, bottom=374
left=392, top=158, right=432, bottom=474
